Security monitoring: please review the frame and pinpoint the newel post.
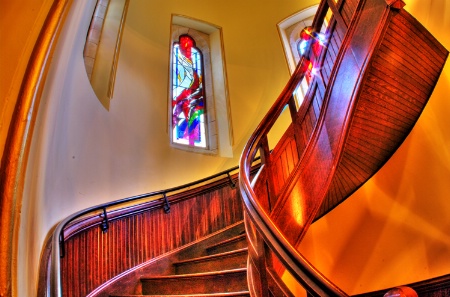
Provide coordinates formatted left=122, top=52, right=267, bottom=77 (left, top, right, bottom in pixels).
left=259, top=136, right=276, bottom=211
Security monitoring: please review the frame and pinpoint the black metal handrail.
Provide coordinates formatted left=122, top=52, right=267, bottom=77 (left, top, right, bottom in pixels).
left=50, top=162, right=252, bottom=297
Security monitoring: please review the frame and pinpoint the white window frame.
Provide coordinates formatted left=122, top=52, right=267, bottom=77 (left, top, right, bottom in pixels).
left=277, top=5, right=319, bottom=106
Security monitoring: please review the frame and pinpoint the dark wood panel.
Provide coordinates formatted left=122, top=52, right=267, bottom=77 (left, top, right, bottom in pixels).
left=273, top=159, right=284, bottom=196
left=268, top=125, right=299, bottom=199
left=314, top=7, right=449, bottom=219
left=392, top=12, right=448, bottom=67
left=240, top=0, right=448, bottom=295
left=371, top=58, right=430, bottom=101
left=321, top=20, right=342, bottom=85
left=340, top=0, right=358, bottom=26
left=361, top=81, right=423, bottom=120
left=379, top=40, right=436, bottom=87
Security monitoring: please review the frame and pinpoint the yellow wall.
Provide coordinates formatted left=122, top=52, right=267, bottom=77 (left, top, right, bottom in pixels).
left=299, top=0, right=450, bottom=294
left=0, top=0, right=53, bottom=160
left=1, top=2, right=54, bottom=296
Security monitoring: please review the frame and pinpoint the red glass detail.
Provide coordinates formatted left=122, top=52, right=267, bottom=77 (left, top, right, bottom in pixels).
left=299, top=26, right=314, bottom=41
left=179, top=35, right=194, bottom=60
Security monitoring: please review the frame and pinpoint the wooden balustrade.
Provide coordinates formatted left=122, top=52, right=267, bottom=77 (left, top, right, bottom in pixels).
left=239, top=0, right=448, bottom=295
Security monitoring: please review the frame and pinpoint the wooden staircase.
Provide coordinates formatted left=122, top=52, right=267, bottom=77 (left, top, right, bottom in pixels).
left=40, top=0, right=448, bottom=296
left=109, top=222, right=250, bottom=297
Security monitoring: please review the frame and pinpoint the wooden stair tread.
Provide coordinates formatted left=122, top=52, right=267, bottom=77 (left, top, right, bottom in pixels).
left=141, top=268, right=248, bottom=295
left=173, top=248, right=248, bottom=266
left=110, top=291, right=250, bottom=296
left=206, top=234, right=246, bottom=252
left=141, top=268, right=247, bottom=280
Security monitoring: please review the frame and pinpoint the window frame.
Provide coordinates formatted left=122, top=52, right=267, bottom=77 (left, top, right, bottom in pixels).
left=171, top=34, right=208, bottom=148
left=168, top=15, right=233, bottom=157
left=277, top=5, right=319, bottom=107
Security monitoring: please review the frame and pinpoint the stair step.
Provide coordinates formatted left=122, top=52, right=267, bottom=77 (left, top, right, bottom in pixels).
left=173, top=248, right=248, bottom=274
left=206, top=234, right=247, bottom=255
left=110, top=292, right=250, bottom=297
left=141, top=268, right=248, bottom=295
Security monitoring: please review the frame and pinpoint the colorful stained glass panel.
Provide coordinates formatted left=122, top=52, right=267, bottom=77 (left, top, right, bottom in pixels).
left=172, top=35, right=206, bottom=148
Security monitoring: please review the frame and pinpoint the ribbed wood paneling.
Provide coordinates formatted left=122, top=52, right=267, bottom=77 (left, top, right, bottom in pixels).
left=270, top=126, right=298, bottom=198
left=240, top=0, right=447, bottom=295
left=252, top=9, right=337, bottom=216
left=320, top=20, right=343, bottom=86
left=317, top=8, right=448, bottom=218
left=59, top=180, right=243, bottom=297
left=254, top=81, right=327, bottom=213
left=252, top=168, right=271, bottom=213
left=297, top=84, right=325, bottom=154
left=340, top=0, right=359, bottom=26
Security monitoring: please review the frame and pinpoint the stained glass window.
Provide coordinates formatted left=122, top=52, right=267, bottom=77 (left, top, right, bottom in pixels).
left=172, top=34, right=207, bottom=148
left=296, top=26, right=327, bottom=85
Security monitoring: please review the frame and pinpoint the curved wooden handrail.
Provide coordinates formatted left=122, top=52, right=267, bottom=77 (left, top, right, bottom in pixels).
left=239, top=170, right=346, bottom=296
left=238, top=0, right=448, bottom=295
left=238, top=59, right=347, bottom=296
left=238, top=0, right=349, bottom=294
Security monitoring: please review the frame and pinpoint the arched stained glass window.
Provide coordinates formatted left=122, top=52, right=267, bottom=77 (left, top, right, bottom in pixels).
left=277, top=5, right=323, bottom=106
left=169, top=17, right=233, bottom=156
left=172, top=34, right=207, bottom=148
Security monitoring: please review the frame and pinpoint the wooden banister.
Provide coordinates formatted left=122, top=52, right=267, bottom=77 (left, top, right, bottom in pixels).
left=238, top=0, right=448, bottom=295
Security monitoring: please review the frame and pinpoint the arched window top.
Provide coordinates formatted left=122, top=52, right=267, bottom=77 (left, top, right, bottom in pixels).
left=172, top=34, right=207, bottom=148
left=177, top=35, right=197, bottom=59
left=277, top=5, right=329, bottom=106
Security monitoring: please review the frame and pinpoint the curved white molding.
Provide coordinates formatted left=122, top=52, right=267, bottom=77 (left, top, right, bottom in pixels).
left=277, top=5, right=319, bottom=74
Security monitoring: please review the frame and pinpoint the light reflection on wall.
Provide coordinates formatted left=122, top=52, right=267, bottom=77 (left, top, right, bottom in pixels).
left=291, top=183, right=305, bottom=227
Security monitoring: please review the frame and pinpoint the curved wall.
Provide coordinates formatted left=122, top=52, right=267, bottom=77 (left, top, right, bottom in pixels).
left=0, top=0, right=53, bottom=161
left=4, top=0, right=448, bottom=296
left=16, top=1, right=317, bottom=296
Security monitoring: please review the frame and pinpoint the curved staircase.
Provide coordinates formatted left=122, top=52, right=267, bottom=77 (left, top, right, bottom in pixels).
left=36, top=0, right=448, bottom=296
left=108, top=222, right=250, bottom=297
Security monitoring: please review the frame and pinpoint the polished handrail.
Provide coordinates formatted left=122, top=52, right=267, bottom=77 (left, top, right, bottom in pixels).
left=238, top=0, right=348, bottom=295
left=240, top=176, right=347, bottom=296
left=238, top=58, right=347, bottom=296
left=49, top=163, right=250, bottom=296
